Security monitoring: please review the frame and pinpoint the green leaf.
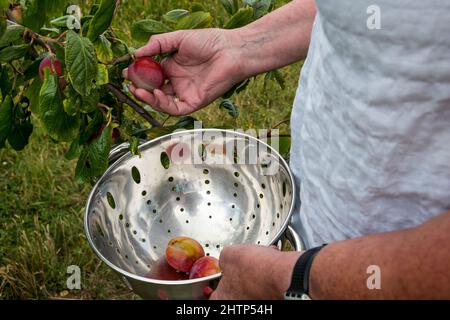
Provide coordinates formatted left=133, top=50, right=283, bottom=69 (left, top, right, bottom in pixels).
left=95, top=64, right=109, bottom=86
left=0, top=65, right=12, bottom=97
left=163, top=9, right=189, bottom=24
left=175, top=11, right=213, bottom=30
left=50, top=15, right=71, bottom=28
left=129, top=136, right=141, bottom=157
left=224, top=7, right=254, bottom=29
left=87, top=0, right=118, bottom=41
left=190, top=2, right=206, bottom=13
left=24, top=78, right=42, bottom=114
left=131, top=19, right=172, bottom=43
left=39, top=69, right=79, bottom=141
left=8, top=120, right=33, bottom=151
left=79, top=111, right=104, bottom=145
left=64, top=85, right=100, bottom=115
left=94, top=35, right=113, bottom=64
left=65, top=138, right=82, bottom=160
left=51, top=42, right=66, bottom=68
left=65, top=30, right=98, bottom=96
left=80, top=89, right=100, bottom=113
left=0, top=44, right=29, bottom=63
left=24, top=56, right=44, bottom=81
left=75, top=126, right=113, bottom=183
left=0, top=17, right=6, bottom=40
left=265, top=70, right=285, bottom=90
left=244, top=0, right=272, bottom=19
left=22, top=0, right=69, bottom=32
left=175, top=116, right=198, bottom=129
left=222, top=79, right=250, bottom=99
left=63, top=96, right=80, bottom=116
left=219, top=99, right=240, bottom=119
left=0, top=25, right=26, bottom=48
left=220, top=0, right=240, bottom=15
left=0, top=95, right=13, bottom=148
left=111, top=40, right=129, bottom=57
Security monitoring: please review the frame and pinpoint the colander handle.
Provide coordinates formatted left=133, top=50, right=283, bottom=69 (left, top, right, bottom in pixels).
left=91, top=141, right=146, bottom=184
left=108, top=142, right=140, bottom=166
left=279, top=225, right=305, bottom=252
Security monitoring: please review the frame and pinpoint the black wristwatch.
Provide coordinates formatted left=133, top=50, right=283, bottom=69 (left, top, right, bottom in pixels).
left=284, top=244, right=327, bottom=300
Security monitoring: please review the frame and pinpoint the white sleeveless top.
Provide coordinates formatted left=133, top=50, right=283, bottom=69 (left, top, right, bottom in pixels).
left=290, top=0, right=450, bottom=248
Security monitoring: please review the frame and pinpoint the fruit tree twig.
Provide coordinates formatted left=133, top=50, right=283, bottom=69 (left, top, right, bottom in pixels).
left=104, top=83, right=162, bottom=128
left=110, top=53, right=134, bottom=65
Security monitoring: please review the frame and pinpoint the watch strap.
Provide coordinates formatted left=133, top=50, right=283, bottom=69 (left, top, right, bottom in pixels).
left=285, top=244, right=327, bottom=300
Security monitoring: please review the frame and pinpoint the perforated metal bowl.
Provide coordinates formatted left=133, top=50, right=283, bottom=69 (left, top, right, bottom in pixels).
left=84, top=129, right=302, bottom=300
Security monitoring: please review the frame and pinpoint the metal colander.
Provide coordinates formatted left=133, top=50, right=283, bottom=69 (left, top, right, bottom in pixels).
left=84, top=129, right=301, bottom=300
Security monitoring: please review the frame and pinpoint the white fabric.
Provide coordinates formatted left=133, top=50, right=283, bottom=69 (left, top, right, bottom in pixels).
left=290, top=0, right=450, bottom=248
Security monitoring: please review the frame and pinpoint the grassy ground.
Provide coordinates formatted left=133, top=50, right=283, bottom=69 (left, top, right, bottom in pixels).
left=0, top=0, right=301, bottom=299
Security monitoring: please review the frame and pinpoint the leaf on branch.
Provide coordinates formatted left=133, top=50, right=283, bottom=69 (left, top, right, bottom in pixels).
left=131, top=19, right=172, bottom=43
left=95, top=63, right=109, bottom=86
left=0, top=16, right=6, bottom=39
left=24, top=78, right=42, bottom=114
left=24, top=56, right=44, bottom=81
left=0, top=44, right=29, bottom=63
left=64, top=85, right=100, bottom=115
left=50, top=15, right=70, bottom=28
left=0, top=25, right=26, bottom=48
left=87, top=0, right=118, bottom=41
left=8, top=119, right=33, bottom=151
left=79, top=111, right=104, bottom=145
left=75, top=125, right=113, bottom=183
left=0, top=65, right=12, bottom=97
left=51, top=42, right=66, bottom=67
left=66, top=30, right=98, bottom=96
left=95, top=35, right=113, bottom=64
left=222, top=78, right=250, bottom=99
left=65, top=138, right=82, bottom=160
left=175, top=12, right=214, bottom=30
left=163, top=9, right=189, bottom=24
left=111, top=40, right=129, bottom=57
left=39, top=69, right=80, bottom=141
left=0, top=95, right=13, bottom=148
left=22, top=0, right=68, bottom=32
left=129, top=136, right=141, bottom=157
left=224, top=7, right=254, bottom=29
left=219, top=99, right=240, bottom=119
left=175, top=116, right=198, bottom=129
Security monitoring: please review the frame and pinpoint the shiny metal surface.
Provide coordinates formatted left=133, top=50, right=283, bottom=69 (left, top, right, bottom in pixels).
left=84, top=129, right=299, bottom=300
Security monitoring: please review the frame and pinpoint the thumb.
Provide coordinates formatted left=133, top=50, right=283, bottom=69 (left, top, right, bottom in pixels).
left=135, top=31, right=185, bottom=57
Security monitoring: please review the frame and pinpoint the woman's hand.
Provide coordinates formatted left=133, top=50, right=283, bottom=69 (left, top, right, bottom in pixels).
left=209, top=244, right=302, bottom=300
left=123, top=29, right=246, bottom=116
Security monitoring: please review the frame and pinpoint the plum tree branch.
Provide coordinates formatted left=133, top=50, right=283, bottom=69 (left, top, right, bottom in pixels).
left=104, top=83, right=162, bottom=128
left=110, top=53, right=133, bottom=65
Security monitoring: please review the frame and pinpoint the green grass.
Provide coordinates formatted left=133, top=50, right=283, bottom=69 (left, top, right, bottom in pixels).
left=0, top=0, right=301, bottom=299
